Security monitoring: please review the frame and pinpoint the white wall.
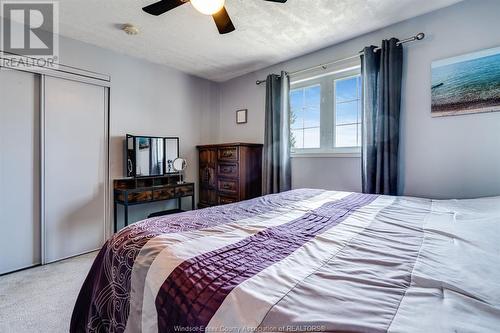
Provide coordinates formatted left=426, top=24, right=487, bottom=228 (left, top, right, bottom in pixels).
left=57, top=36, right=220, bottom=224
left=57, top=35, right=218, bottom=173
left=214, top=0, right=500, bottom=199
left=55, top=36, right=220, bottom=224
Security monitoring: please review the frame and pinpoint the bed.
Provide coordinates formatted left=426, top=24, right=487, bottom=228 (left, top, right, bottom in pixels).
left=71, top=189, right=500, bottom=333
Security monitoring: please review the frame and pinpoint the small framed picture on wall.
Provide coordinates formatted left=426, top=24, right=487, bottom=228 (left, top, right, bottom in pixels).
left=236, top=109, right=248, bottom=124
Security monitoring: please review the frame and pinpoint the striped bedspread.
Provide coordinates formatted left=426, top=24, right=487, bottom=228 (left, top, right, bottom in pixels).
left=71, top=189, right=500, bottom=333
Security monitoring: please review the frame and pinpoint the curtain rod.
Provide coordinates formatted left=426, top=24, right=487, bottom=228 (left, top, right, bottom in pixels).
left=256, top=32, right=425, bottom=85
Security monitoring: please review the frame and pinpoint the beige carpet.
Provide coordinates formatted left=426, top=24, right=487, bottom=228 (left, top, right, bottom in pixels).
left=0, top=252, right=97, bottom=332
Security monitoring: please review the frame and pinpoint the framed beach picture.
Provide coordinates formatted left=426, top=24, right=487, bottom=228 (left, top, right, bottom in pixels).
left=431, top=46, right=500, bottom=117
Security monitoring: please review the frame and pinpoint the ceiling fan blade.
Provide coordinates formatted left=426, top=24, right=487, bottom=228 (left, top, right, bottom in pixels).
left=142, top=0, right=186, bottom=16
left=212, top=6, right=235, bottom=34
left=264, top=0, right=287, bottom=2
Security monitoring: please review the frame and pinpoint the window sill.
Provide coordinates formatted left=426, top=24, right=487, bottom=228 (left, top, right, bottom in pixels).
left=291, top=152, right=361, bottom=158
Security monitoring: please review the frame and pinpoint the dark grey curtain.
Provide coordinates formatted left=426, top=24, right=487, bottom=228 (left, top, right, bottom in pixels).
left=361, top=38, right=403, bottom=195
left=263, top=71, right=291, bottom=194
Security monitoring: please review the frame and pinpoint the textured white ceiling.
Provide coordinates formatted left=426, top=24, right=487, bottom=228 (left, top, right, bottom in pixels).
left=51, top=0, right=463, bottom=82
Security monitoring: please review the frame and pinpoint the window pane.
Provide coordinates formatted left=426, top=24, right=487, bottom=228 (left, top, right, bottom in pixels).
left=305, top=85, right=320, bottom=107
left=291, top=109, right=304, bottom=130
left=334, top=75, right=361, bottom=149
left=358, top=77, right=362, bottom=98
left=290, top=84, right=321, bottom=150
left=291, top=129, right=304, bottom=149
left=303, top=127, right=320, bottom=148
left=290, top=88, right=305, bottom=130
left=290, top=89, right=304, bottom=121
left=357, top=124, right=362, bottom=146
left=336, top=101, right=358, bottom=125
left=290, top=90, right=303, bottom=107
left=357, top=100, right=362, bottom=123
left=335, top=77, right=358, bottom=102
left=304, top=105, right=320, bottom=128
left=336, top=124, right=357, bottom=147
left=304, top=86, right=321, bottom=128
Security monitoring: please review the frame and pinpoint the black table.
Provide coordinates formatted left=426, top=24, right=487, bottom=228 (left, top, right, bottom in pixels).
left=113, top=176, right=195, bottom=232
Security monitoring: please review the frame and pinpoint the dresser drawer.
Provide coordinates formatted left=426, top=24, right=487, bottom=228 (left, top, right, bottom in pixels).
left=218, top=163, right=239, bottom=178
left=218, top=147, right=238, bottom=161
left=118, top=190, right=152, bottom=203
left=219, top=196, right=238, bottom=205
left=153, top=187, right=175, bottom=200
left=218, top=179, right=238, bottom=194
left=176, top=185, right=194, bottom=197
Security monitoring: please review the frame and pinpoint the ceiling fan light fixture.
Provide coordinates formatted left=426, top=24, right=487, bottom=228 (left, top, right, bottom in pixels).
left=190, top=0, right=225, bottom=15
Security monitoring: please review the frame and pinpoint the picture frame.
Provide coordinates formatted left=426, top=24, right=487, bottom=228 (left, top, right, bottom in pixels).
left=431, top=46, right=500, bottom=117
left=236, top=109, right=248, bottom=124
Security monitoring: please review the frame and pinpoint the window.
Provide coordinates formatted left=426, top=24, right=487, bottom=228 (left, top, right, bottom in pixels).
left=335, top=76, right=362, bottom=148
left=290, top=85, right=321, bottom=149
left=290, top=65, right=361, bottom=156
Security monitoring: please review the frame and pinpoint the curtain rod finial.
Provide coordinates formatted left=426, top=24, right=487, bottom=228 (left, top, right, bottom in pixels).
left=416, top=32, right=425, bottom=40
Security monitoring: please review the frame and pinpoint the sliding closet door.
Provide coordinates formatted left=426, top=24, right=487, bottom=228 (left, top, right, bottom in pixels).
left=0, top=69, right=41, bottom=274
left=44, top=76, right=107, bottom=263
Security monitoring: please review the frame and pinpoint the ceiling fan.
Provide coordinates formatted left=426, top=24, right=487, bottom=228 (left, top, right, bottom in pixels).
left=142, top=0, right=288, bottom=34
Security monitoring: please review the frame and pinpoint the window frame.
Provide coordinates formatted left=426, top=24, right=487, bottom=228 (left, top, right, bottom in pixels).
left=290, top=65, right=362, bottom=157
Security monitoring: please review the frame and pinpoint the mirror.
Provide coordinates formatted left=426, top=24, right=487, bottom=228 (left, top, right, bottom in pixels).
left=165, top=138, right=179, bottom=174
left=126, top=135, right=180, bottom=177
left=173, top=158, right=187, bottom=184
left=135, top=136, right=164, bottom=177
left=173, top=158, right=187, bottom=172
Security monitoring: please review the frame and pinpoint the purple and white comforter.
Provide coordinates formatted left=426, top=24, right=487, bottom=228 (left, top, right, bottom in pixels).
left=71, top=189, right=500, bottom=333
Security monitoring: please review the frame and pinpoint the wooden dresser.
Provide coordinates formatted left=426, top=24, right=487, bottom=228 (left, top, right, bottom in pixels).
left=197, top=143, right=263, bottom=208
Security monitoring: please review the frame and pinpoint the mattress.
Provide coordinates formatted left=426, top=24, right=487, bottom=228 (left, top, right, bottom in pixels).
left=71, top=189, right=500, bottom=333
